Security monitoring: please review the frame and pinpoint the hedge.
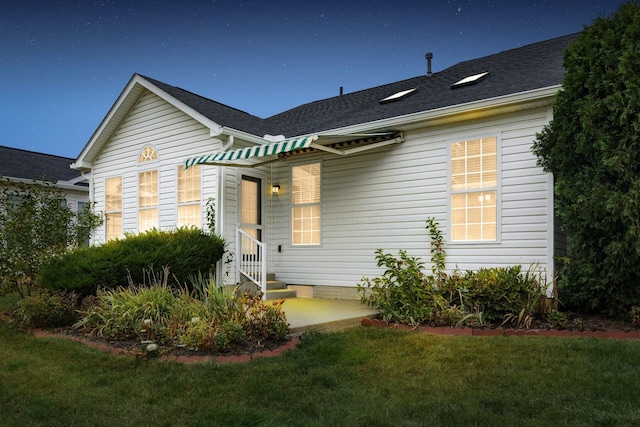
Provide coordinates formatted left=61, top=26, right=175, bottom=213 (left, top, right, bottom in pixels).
left=38, top=227, right=226, bottom=296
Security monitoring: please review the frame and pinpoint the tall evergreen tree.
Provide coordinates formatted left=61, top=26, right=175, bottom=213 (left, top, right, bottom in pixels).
left=533, top=2, right=640, bottom=315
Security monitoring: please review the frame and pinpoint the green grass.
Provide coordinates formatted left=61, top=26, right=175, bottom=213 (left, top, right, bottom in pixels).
left=2, top=301, right=640, bottom=426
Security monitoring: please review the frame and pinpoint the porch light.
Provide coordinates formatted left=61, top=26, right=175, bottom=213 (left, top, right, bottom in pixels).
left=272, top=184, right=281, bottom=195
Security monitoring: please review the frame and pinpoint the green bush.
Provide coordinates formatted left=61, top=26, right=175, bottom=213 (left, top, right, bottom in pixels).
left=11, top=289, right=79, bottom=329
left=358, top=218, right=547, bottom=327
left=0, top=180, right=102, bottom=297
left=75, top=280, right=177, bottom=342
left=179, top=318, right=213, bottom=350
left=241, top=295, right=290, bottom=341
left=461, top=265, right=543, bottom=323
left=547, top=310, right=568, bottom=329
left=532, top=3, right=640, bottom=315
left=74, top=271, right=289, bottom=350
left=38, top=227, right=225, bottom=296
left=213, top=321, right=246, bottom=350
left=360, top=258, right=545, bottom=327
left=358, top=249, right=437, bottom=325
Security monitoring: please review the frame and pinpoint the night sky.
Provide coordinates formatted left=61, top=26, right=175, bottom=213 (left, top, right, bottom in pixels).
left=1, top=0, right=626, bottom=158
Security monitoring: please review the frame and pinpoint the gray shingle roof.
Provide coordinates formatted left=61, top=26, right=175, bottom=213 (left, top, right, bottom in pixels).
left=139, top=75, right=278, bottom=136
left=140, top=32, right=578, bottom=139
left=267, top=33, right=578, bottom=136
left=0, top=145, right=82, bottom=182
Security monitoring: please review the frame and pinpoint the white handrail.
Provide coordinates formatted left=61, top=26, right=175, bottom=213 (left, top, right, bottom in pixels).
left=236, top=228, right=267, bottom=300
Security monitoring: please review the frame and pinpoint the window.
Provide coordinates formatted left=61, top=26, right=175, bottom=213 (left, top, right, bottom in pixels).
left=139, top=146, right=158, bottom=162
left=291, top=162, right=321, bottom=245
left=450, top=137, right=497, bottom=241
left=451, top=71, right=490, bottom=88
left=105, top=177, right=122, bottom=241
left=138, top=170, right=158, bottom=232
left=137, top=145, right=158, bottom=232
left=177, top=165, right=201, bottom=228
left=77, top=201, right=91, bottom=246
left=379, top=88, right=417, bottom=104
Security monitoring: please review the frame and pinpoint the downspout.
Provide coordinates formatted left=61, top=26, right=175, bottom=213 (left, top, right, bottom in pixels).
left=217, top=135, right=232, bottom=237
left=80, top=170, right=93, bottom=200
left=216, top=135, right=231, bottom=284
left=545, top=107, right=555, bottom=296
left=216, top=164, right=225, bottom=284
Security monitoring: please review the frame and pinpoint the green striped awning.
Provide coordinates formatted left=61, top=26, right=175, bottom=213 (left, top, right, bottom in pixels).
left=184, top=136, right=317, bottom=169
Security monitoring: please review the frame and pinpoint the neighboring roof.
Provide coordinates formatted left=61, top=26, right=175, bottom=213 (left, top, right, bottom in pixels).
left=0, top=145, right=82, bottom=183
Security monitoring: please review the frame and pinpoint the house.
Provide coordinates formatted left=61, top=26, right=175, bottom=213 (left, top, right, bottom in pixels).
left=72, top=33, right=576, bottom=299
left=0, top=145, right=89, bottom=212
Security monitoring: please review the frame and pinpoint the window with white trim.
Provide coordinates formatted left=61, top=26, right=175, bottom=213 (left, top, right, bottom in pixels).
left=177, top=165, right=201, bottom=228
left=139, top=146, right=158, bottom=162
left=138, top=170, right=158, bottom=232
left=77, top=201, right=91, bottom=246
left=291, top=162, right=321, bottom=245
left=105, top=176, right=122, bottom=241
left=138, top=145, right=158, bottom=232
left=450, top=137, right=497, bottom=241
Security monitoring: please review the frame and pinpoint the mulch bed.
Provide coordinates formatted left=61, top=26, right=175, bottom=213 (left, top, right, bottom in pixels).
left=30, top=327, right=301, bottom=364
left=1, top=310, right=300, bottom=364
left=363, top=312, right=640, bottom=339
left=4, top=310, right=640, bottom=365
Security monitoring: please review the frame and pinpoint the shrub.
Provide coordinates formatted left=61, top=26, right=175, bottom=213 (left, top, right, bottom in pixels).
left=358, top=249, right=437, bottom=325
left=38, top=227, right=225, bottom=296
left=532, top=3, right=640, bottom=315
left=461, top=265, right=544, bottom=323
left=547, top=310, right=568, bottom=329
left=179, top=318, right=213, bottom=350
left=76, top=280, right=177, bottom=342
left=241, top=294, right=289, bottom=341
left=213, top=321, right=246, bottom=350
left=0, top=179, right=102, bottom=297
left=74, top=271, right=289, bottom=350
left=629, top=306, right=640, bottom=328
left=11, top=288, right=79, bottom=329
left=358, top=218, right=548, bottom=327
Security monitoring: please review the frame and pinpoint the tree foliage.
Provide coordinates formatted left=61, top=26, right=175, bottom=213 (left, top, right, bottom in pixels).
left=0, top=179, right=103, bottom=297
left=532, top=2, right=640, bottom=315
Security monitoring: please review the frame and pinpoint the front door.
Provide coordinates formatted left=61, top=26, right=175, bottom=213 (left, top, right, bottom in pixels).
left=240, top=175, right=262, bottom=247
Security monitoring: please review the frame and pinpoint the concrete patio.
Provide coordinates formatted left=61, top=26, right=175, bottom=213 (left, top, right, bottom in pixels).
left=281, top=298, right=379, bottom=334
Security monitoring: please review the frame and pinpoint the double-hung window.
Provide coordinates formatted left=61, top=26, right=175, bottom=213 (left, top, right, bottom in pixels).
left=177, top=164, right=201, bottom=228
left=105, top=176, right=122, bottom=241
left=138, top=146, right=158, bottom=232
left=450, top=137, right=498, bottom=242
left=291, top=162, right=321, bottom=245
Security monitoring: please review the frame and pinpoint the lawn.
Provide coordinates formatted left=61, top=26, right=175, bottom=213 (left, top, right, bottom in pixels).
left=2, top=295, right=640, bottom=426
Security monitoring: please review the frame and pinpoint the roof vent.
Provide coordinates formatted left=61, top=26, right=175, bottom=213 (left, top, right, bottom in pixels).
left=425, top=52, right=433, bottom=77
left=451, top=71, right=490, bottom=88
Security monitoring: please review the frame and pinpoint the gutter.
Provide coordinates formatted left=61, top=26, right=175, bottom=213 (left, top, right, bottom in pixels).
left=318, top=85, right=561, bottom=135
left=0, top=176, right=89, bottom=193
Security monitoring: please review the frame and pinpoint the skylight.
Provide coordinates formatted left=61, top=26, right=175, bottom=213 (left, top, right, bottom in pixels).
left=451, top=71, right=490, bottom=88
left=379, top=88, right=417, bottom=104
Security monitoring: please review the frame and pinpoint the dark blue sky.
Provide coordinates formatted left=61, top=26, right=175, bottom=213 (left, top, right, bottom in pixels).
left=1, top=0, right=626, bottom=158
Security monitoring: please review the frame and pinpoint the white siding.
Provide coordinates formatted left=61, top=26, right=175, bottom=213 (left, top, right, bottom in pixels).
left=64, top=189, right=90, bottom=213
left=91, top=89, right=222, bottom=245
left=88, top=89, right=556, bottom=292
left=266, top=108, right=553, bottom=288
